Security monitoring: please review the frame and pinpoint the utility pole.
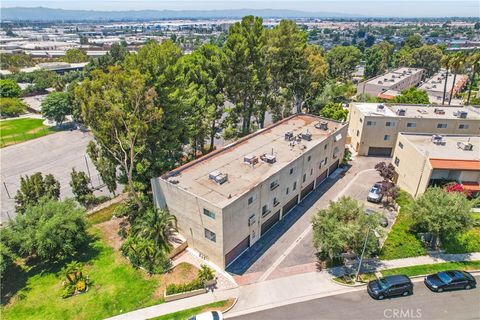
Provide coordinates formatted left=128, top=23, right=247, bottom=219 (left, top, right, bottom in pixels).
left=356, top=227, right=371, bottom=282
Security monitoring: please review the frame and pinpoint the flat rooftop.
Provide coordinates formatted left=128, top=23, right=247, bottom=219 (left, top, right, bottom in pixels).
left=353, top=103, right=480, bottom=120
left=161, top=115, right=345, bottom=208
left=420, top=70, right=468, bottom=93
left=401, top=133, right=480, bottom=162
left=366, top=67, right=423, bottom=87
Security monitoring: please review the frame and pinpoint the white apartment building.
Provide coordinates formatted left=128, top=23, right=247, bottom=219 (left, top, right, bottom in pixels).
left=356, top=67, right=424, bottom=98
left=151, top=115, right=348, bottom=268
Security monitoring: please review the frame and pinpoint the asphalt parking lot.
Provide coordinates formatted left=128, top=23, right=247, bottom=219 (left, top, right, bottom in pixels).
left=0, top=130, right=111, bottom=223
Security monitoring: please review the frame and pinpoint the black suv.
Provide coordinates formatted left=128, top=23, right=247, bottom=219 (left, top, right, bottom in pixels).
left=424, top=270, right=476, bottom=292
left=367, top=275, right=413, bottom=300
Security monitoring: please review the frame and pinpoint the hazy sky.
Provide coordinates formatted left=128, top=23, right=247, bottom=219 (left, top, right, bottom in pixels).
left=2, top=1, right=480, bottom=17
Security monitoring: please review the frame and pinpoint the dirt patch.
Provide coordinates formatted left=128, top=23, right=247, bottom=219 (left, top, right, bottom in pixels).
left=152, top=262, right=199, bottom=299
left=94, top=218, right=124, bottom=250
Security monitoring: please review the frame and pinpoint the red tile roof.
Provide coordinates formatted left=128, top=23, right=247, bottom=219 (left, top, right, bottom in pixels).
left=430, top=159, right=480, bottom=171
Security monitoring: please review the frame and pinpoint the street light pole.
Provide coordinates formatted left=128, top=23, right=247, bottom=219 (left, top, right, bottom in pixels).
left=356, top=227, right=371, bottom=282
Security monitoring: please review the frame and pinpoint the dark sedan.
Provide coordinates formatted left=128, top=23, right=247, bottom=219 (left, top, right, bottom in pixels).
left=367, top=275, right=413, bottom=300
left=424, top=270, right=476, bottom=292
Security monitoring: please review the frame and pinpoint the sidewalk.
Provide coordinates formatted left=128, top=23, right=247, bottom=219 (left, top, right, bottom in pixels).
left=105, top=287, right=239, bottom=320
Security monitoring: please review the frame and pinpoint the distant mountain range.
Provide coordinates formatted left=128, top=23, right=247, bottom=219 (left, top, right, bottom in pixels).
left=1, top=7, right=362, bottom=22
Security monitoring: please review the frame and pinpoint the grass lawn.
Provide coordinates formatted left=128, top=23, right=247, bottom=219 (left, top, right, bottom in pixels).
left=381, top=261, right=480, bottom=277
left=149, top=299, right=235, bottom=320
left=379, top=191, right=427, bottom=260
left=1, top=227, right=163, bottom=320
left=0, top=118, right=55, bottom=147
left=87, top=203, right=121, bottom=225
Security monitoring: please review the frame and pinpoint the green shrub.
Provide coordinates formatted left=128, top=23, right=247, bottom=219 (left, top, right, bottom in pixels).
left=61, top=284, right=76, bottom=299
left=0, top=97, right=27, bottom=117
left=165, top=278, right=203, bottom=295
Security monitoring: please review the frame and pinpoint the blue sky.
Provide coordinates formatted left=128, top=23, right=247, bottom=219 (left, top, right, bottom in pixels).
left=2, top=1, right=480, bottom=17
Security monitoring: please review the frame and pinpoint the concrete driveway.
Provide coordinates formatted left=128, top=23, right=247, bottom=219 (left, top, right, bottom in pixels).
left=228, top=155, right=390, bottom=280
left=0, top=130, right=112, bottom=223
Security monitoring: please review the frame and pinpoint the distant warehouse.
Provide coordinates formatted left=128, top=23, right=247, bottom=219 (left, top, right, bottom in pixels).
left=348, top=103, right=480, bottom=157
left=392, top=133, right=480, bottom=197
left=151, top=114, right=348, bottom=269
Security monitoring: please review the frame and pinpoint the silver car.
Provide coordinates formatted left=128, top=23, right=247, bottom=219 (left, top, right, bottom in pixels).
left=367, top=184, right=383, bottom=203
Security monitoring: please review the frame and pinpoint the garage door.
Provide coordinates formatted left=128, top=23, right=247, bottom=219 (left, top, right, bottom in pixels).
left=261, top=210, right=280, bottom=236
left=225, top=236, right=250, bottom=267
left=316, top=170, right=328, bottom=185
left=328, top=159, right=340, bottom=176
left=368, top=147, right=392, bottom=157
left=282, top=196, right=298, bottom=216
left=301, top=182, right=314, bottom=200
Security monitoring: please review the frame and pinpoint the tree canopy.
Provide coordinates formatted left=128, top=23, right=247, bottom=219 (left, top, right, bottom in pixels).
left=62, top=48, right=89, bottom=63
left=392, top=87, right=430, bottom=104
left=319, top=102, right=348, bottom=121
left=326, top=45, right=362, bottom=81
left=15, top=172, right=60, bottom=214
left=0, top=79, right=22, bottom=98
left=41, top=92, right=72, bottom=124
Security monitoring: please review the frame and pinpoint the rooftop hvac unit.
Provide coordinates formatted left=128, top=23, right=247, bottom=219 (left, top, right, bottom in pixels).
left=378, top=81, right=383, bottom=84
left=315, top=121, right=329, bottom=130
left=285, top=131, right=294, bottom=141
left=456, top=111, right=468, bottom=118
left=209, top=171, right=228, bottom=184
left=244, top=154, right=259, bottom=165
left=377, top=104, right=386, bottom=112
left=261, top=154, right=277, bottom=164
left=434, top=108, right=445, bottom=115
left=396, top=109, right=406, bottom=116
left=457, top=141, right=473, bottom=151
left=301, top=131, right=312, bottom=141
left=431, top=135, right=446, bottom=146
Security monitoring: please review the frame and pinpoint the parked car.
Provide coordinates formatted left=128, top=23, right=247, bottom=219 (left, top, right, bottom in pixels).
left=424, top=270, right=476, bottom=292
left=364, top=208, right=388, bottom=227
left=367, top=184, right=383, bottom=203
left=367, top=275, right=413, bottom=300
left=189, top=311, right=223, bottom=320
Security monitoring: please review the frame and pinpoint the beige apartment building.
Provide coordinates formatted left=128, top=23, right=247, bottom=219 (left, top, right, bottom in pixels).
left=151, top=115, right=348, bottom=268
left=356, top=67, right=424, bottom=98
left=419, top=70, right=469, bottom=104
left=348, top=103, right=480, bottom=156
left=392, top=133, right=480, bottom=197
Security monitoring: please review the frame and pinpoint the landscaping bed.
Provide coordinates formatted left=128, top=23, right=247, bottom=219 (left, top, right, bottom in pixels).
left=381, top=261, right=480, bottom=277
left=0, top=118, right=55, bottom=147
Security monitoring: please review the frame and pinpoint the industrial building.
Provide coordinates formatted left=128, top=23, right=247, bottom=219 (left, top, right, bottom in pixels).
left=356, top=67, right=424, bottom=98
left=348, top=103, right=480, bottom=156
left=151, top=114, right=348, bottom=268
left=392, top=133, right=480, bottom=197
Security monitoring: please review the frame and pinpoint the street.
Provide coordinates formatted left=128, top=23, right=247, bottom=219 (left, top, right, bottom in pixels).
left=228, top=277, right=480, bottom=320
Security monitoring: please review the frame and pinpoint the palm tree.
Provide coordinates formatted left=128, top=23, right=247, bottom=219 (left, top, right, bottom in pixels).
left=441, top=54, right=453, bottom=105
left=448, top=52, right=466, bottom=105
left=466, top=52, right=480, bottom=105
left=131, top=208, right=177, bottom=253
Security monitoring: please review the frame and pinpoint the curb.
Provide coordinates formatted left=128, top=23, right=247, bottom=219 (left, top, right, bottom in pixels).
left=223, top=297, right=239, bottom=314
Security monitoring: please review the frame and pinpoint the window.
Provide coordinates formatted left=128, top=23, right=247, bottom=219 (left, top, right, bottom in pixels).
left=324, top=157, right=328, bottom=165
left=270, top=180, right=279, bottom=190
left=286, top=187, right=290, bottom=195
left=406, top=122, right=416, bottom=128
left=394, top=157, right=400, bottom=166
left=310, top=168, right=313, bottom=176
left=293, top=181, right=297, bottom=191
left=459, top=124, right=469, bottom=129
left=356, top=130, right=359, bottom=137
left=324, top=143, right=328, bottom=150
left=437, top=123, right=447, bottom=129
left=307, top=155, right=311, bottom=162
left=385, top=121, right=396, bottom=127
left=367, top=121, right=376, bottom=126
left=248, top=196, right=255, bottom=205
left=273, top=197, right=279, bottom=207
left=359, top=118, right=363, bottom=123
left=384, top=135, right=391, bottom=141
left=203, top=208, right=215, bottom=219
left=248, top=214, right=256, bottom=226
left=398, top=142, right=404, bottom=149
left=204, top=228, right=216, bottom=242
left=303, top=174, right=306, bottom=182
left=289, top=167, right=294, bottom=175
